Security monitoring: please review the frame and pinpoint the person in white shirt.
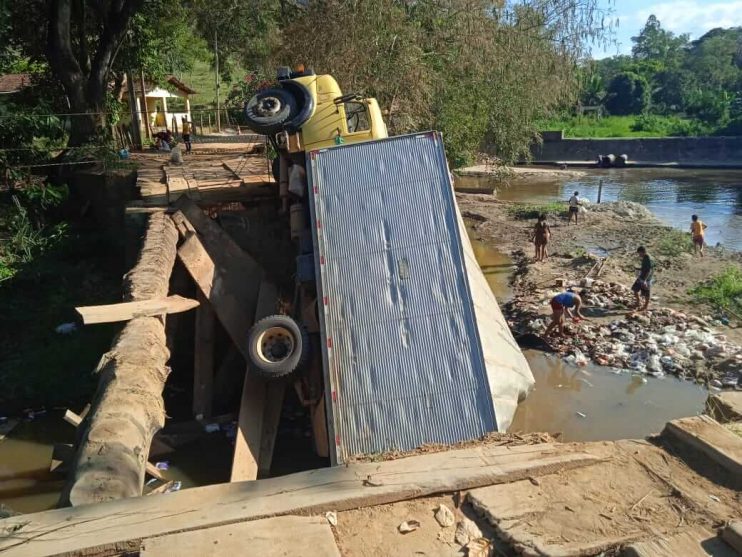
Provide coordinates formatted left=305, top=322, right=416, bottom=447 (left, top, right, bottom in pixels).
left=568, top=191, right=580, bottom=224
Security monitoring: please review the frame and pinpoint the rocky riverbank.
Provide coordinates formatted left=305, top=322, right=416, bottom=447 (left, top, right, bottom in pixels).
left=458, top=193, right=742, bottom=389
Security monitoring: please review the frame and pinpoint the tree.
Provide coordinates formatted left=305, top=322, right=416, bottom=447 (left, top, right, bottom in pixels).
left=44, top=0, right=145, bottom=145
left=605, top=72, right=650, bottom=115
left=631, top=15, right=689, bottom=65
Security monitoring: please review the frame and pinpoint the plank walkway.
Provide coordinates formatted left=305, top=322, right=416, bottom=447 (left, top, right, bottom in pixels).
left=0, top=442, right=601, bottom=556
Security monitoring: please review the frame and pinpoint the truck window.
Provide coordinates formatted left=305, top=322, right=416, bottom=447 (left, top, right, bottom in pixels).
left=344, top=101, right=370, bottom=133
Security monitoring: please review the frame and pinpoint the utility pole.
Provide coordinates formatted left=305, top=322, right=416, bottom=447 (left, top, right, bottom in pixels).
left=214, top=30, right=221, bottom=133
left=126, top=70, right=142, bottom=149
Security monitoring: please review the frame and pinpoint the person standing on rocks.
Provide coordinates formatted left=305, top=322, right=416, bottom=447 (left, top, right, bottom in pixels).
left=532, top=214, right=551, bottom=262
left=631, top=246, right=654, bottom=312
left=544, top=291, right=585, bottom=336
left=568, top=191, right=581, bottom=225
left=690, top=214, right=707, bottom=257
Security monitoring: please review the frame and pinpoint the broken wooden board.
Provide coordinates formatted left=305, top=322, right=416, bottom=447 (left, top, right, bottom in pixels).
left=231, top=280, right=278, bottom=482
left=76, top=295, right=199, bottom=324
left=0, top=443, right=603, bottom=557
left=139, top=516, right=340, bottom=557
left=193, top=290, right=215, bottom=419
left=722, top=521, right=742, bottom=554
left=663, top=415, right=742, bottom=477
left=706, top=391, right=742, bottom=423
left=622, top=528, right=739, bottom=557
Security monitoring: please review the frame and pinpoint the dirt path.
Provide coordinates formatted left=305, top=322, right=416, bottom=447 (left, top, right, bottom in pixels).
left=458, top=193, right=742, bottom=389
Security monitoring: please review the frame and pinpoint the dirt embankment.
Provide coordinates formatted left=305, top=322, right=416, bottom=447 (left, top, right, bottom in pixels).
left=458, top=193, right=742, bottom=389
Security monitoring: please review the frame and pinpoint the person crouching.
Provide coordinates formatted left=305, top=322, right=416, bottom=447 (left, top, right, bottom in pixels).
left=545, top=290, right=586, bottom=337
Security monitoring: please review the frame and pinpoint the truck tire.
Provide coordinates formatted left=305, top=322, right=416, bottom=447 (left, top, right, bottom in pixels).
left=247, top=315, right=309, bottom=379
left=244, top=88, right=298, bottom=135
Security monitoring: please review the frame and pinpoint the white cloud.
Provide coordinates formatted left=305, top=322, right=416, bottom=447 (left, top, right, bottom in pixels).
left=632, top=1, right=742, bottom=38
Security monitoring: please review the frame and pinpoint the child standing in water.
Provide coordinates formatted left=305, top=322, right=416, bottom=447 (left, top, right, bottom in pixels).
left=532, top=214, right=551, bottom=262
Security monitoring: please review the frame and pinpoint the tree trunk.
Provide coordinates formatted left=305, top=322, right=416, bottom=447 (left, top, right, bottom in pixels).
left=47, top=0, right=144, bottom=146
left=60, top=212, right=179, bottom=506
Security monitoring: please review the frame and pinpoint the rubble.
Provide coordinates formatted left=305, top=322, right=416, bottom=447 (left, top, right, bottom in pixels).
left=507, top=278, right=742, bottom=389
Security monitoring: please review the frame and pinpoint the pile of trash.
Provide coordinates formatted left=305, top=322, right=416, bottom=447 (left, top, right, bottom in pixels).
left=508, top=279, right=742, bottom=389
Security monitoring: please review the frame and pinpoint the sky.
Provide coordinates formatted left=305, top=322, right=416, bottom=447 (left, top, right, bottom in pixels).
left=592, top=0, right=742, bottom=58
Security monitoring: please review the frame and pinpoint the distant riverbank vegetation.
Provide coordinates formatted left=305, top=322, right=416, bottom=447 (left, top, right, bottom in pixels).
left=542, top=17, right=742, bottom=139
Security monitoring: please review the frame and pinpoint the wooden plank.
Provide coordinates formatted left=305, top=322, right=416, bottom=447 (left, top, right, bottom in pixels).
left=75, top=295, right=199, bottom=324
left=706, top=392, right=742, bottom=423
left=663, top=415, right=742, bottom=477
left=193, top=291, right=215, bottom=419
left=231, top=281, right=279, bottom=482
left=63, top=409, right=164, bottom=481
left=139, top=516, right=340, bottom=557
left=230, top=375, right=265, bottom=482
left=623, top=529, right=737, bottom=557
left=258, top=380, right=286, bottom=475
left=0, top=443, right=603, bottom=557
left=722, top=521, right=742, bottom=554
left=176, top=234, right=259, bottom=361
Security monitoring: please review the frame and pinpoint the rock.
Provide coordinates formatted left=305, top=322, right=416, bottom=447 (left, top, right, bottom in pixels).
left=706, top=345, right=726, bottom=358
left=690, top=350, right=705, bottom=361
left=325, top=511, right=338, bottom=526
left=455, top=518, right=483, bottom=546
left=398, top=520, right=421, bottom=534
left=434, top=504, right=455, bottom=528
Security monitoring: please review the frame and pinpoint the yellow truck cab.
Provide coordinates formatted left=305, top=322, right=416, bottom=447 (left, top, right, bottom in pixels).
left=243, top=67, right=387, bottom=155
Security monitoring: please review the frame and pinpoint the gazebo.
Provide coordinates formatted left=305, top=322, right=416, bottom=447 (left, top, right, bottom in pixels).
left=121, top=75, right=197, bottom=136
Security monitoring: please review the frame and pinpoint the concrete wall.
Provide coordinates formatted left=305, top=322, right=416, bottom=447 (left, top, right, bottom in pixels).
left=531, top=134, right=742, bottom=163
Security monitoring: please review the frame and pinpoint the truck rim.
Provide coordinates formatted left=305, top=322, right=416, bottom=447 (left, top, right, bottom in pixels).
left=256, top=97, right=282, bottom=117
left=256, top=326, right=295, bottom=363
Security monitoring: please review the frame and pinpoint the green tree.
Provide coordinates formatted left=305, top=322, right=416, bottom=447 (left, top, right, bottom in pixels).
left=605, top=71, right=650, bottom=115
left=631, top=15, right=689, bottom=65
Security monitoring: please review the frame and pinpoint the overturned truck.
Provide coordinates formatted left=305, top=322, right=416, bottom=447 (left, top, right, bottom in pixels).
left=244, top=68, right=534, bottom=463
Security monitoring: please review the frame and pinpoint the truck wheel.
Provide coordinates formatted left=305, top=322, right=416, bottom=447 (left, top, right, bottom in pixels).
left=247, top=315, right=309, bottom=379
left=244, top=88, right=298, bottom=135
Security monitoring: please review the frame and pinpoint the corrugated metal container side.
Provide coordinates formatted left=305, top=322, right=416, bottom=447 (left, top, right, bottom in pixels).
left=307, top=132, right=530, bottom=464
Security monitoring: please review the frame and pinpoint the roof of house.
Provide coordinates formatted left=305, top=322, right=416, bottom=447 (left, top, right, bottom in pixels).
left=0, top=73, right=32, bottom=94
left=122, top=75, right=197, bottom=96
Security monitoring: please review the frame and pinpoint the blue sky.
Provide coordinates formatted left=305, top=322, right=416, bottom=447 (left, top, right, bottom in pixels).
left=591, top=0, right=742, bottom=58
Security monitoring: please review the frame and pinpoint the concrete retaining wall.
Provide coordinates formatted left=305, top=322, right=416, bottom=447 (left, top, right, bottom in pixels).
left=531, top=133, right=742, bottom=163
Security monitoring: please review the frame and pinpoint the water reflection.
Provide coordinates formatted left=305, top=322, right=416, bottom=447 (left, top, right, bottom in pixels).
left=461, top=168, right=742, bottom=250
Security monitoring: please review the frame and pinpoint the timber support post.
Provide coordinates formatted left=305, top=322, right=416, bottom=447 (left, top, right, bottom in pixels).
left=61, top=212, right=178, bottom=506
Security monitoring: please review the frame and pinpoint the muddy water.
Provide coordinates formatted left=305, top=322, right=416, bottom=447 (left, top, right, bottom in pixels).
left=466, top=233, right=708, bottom=441
left=458, top=168, right=742, bottom=250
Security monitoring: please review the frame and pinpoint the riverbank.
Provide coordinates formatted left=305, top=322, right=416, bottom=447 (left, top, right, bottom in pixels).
left=458, top=193, right=742, bottom=389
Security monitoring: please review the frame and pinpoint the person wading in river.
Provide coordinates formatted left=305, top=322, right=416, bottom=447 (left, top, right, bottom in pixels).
left=568, top=191, right=581, bottom=225
left=532, top=214, right=551, bottom=262
left=631, top=246, right=654, bottom=313
left=690, top=214, right=708, bottom=257
left=544, top=290, right=586, bottom=337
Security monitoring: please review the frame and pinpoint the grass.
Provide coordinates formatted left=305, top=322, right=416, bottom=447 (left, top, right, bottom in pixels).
left=507, top=202, right=565, bottom=220
left=539, top=114, right=705, bottom=138
left=180, top=59, right=247, bottom=108
left=0, top=191, right=122, bottom=415
left=690, top=266, right=742, bottom=315
left=656, top=228, right=694, bottom=257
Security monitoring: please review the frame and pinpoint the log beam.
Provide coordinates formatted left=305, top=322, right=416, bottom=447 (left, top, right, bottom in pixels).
left=60, top=212, right=178, bottom=507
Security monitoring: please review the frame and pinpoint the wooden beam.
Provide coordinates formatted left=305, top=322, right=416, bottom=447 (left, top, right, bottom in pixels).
left=258, top=380, right=286, bottom=475
left=231, top=281, right=278, bottom=482
left=0, top=443, right=604, bottom=557
left=76, top=295, right=199, bottom=325
left=663, top=415, right=742, bottom=478
left=193, top=291, right=215, bottom=419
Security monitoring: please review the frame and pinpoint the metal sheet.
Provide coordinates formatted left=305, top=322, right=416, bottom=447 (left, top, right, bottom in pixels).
left=307, top=132, right=529, bottom=463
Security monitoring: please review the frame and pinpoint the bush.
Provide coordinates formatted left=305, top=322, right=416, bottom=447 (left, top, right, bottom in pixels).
left=507, top=202, right=565, bottom=220
left=605, top=72, right=650, bottom=115
left=656, top=228, right=693, bottom=257
left=630, top=114, right=665, bottom=133
left=714, top=117, right=742, bottom=136
left=690, top=267, right=742, bottom=313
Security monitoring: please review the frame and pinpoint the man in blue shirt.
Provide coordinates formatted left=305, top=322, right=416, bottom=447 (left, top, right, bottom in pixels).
left=545, top=290, right=586, bottom=336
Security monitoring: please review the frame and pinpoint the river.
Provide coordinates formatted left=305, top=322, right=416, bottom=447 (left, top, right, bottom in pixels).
left=458, top=168, right=742, bottom=250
